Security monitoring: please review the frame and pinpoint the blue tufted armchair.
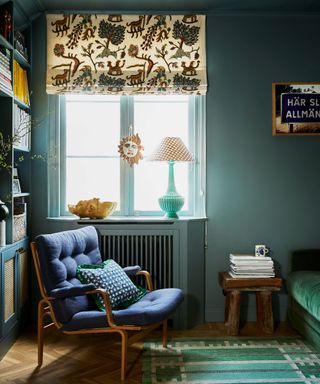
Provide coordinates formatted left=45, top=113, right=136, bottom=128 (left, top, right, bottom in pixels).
left=31, top=225, right=184, bottom=380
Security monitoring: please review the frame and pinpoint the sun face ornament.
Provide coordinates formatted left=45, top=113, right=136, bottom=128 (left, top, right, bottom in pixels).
left=118, top=133, right=144, bottom=166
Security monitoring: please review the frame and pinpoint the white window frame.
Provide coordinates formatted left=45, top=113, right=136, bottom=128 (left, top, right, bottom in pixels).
left=48, top=95, right=206, bottom=218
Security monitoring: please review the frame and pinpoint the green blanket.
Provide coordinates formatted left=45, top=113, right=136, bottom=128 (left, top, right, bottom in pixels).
left=287, top=270, right=320, bottom=322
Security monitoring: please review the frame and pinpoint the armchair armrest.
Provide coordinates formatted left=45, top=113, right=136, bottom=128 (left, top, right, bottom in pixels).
left=136, top=270, right=153, bottom=291
left=123, top=266, right=153, bottom=291
left=52, top=286, right=117, bottom=328
left=123, top=265, right=141, bottom=276
left=50, top=284, right=96, bottom=299
left=88, top=288, right=117, bottom=327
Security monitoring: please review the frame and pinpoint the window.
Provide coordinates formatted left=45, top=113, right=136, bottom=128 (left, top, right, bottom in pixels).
left=48, top=95, right=206, bottom=217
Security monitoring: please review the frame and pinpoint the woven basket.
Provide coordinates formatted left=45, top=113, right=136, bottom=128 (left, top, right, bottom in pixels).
left=13, top=213, right=26, bottom=242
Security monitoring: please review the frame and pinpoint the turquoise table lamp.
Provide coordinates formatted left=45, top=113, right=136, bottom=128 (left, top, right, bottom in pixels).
left=149, top=137, right=193, bottom=219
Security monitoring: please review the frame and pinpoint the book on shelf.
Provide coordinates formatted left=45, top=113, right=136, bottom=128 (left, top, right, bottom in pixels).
left=14, top=30, right=28, bottom=61
left=13, top=59, right=30, bottom=106
left=0, top=73, right=11, bottom=84
left=0, top=85, right=13, bottom=95
left=13, top=104, right=31, bottom=149
left=0, top=76, right=12, bottom=94
left=0, top=51, right=10, bottom=62
left=0, top=64, right=11, bottom=80
left=0, top=54, right=10, bottom=68
left=0, top=7, right=13, bottom=42
left=0, top=46, right=11, bottom=87
left=0, top=83, right=12, bottom=94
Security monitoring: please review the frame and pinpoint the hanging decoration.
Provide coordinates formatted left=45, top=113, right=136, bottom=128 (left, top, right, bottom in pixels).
left=118, top=133, right=144, bottom=166
left=46, top=14, right=207, bottom=95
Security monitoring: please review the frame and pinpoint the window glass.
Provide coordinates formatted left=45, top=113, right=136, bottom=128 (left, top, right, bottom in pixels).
left=57, top=95, right=205, bottom=217
left=133, top=96, right=189, bottom=211
left=66, top=158, right=120, bottom=206
left=66, top=96, right=120, bottom=156
left=65, top=95, right=121, bottom=208
left=134, top=96, right=189, bottom=156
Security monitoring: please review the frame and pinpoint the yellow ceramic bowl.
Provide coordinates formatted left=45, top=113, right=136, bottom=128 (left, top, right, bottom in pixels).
left=68, top=199, right=117, bottom=219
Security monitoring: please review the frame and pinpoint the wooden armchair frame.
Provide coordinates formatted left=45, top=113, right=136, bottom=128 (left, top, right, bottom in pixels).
left=31, top=242, right=167, bottom=381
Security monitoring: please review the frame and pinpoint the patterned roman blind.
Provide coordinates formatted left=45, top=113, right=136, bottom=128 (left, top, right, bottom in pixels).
left=46, top=14, right=207, bottom=95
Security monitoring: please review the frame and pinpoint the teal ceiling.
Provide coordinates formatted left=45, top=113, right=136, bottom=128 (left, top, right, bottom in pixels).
left=2, top=0, right=320, bottom=28
left=24, top=0, right=320, bottom=12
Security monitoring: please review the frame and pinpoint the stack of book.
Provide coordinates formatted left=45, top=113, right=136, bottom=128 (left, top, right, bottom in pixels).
left=13, top=104, right=31, bottom=149
left=229, top=253, right=275, bottom=278
left=0, top=46, right=12, bottom=95
left=13, top=59, right=30, bottom=106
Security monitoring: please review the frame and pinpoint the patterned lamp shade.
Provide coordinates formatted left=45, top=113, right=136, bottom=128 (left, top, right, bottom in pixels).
left=149, top=137, right=193, bottom=162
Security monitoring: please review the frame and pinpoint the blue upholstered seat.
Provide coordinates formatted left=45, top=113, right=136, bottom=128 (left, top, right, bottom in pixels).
left=62, top=288, right=183, bottom=331
left=35, top=226, right=183, bottom=329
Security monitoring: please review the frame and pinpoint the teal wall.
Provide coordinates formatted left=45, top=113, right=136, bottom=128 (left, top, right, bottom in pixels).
left=31, top=12, right=320, bottom=322
left=205, top=13, right=320, bottom=321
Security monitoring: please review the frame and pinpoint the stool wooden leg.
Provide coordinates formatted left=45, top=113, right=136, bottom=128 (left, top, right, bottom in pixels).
left=256, top=291, right=274, bottom=333
left=225, top=290, right=241, bottom=336
left=224, top=289, right=229, bottom=323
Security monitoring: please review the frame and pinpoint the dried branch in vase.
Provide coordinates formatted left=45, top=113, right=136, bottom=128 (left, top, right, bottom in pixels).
left=0, top=112, right=45, bottom=172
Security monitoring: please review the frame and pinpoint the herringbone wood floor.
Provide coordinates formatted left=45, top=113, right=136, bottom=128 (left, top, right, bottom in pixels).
left=0, top=322, right=297, bottom=384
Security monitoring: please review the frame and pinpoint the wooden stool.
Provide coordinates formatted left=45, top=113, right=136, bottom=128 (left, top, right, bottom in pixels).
left=218, top=272, right=282, bottom=336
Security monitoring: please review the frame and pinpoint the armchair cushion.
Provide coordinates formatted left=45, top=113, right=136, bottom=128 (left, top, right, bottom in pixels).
left=35, top=226, right=102, bottom=324
left=61, top=288, right=184, bottom=331
left=76, top=259, right=147, bottom=310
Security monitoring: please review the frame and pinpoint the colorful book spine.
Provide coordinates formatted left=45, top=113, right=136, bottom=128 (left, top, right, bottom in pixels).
left=0, top=64, right=11, bottom=80
left=0, top=71, right=12, bottom=94
left=0, top=54, right=10, bottom=67
left=0, top=73, right=11, bottom=87
left=13, top=59, right=30, bottom=106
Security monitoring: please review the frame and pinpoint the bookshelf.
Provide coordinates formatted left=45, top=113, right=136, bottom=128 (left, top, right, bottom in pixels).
left=0, top=0, right=31, bottom=359
left=0, top=0, right=31, bottom=244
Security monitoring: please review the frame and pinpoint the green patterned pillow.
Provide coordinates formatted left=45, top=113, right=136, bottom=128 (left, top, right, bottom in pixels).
left=76, top=259, right=147, bottom=310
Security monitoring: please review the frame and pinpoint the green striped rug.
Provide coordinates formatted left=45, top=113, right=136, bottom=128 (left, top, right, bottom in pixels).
left=142, top=337, right=320, bottom=383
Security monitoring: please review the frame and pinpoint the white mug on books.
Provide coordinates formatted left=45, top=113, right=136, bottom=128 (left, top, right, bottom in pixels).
left=255, top=245, right=269, bottom=257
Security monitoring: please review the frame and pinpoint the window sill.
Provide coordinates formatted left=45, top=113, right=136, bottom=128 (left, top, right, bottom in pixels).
left=47, top=215, right=208, bottom=223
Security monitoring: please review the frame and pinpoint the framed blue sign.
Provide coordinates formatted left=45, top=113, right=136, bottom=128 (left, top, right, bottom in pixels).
left=272, top=82, right=320, bottom=135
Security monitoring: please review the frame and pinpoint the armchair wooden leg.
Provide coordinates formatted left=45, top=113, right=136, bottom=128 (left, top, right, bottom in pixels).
left=37, top=300, right=45, bottom=367
left=162, top=319, right=168, bottom=348
left=120, top=330, right=128, bottom=381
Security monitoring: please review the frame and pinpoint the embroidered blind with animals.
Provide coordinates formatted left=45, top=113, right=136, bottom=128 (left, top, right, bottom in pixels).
left=46, top=14, right=207, bottom=95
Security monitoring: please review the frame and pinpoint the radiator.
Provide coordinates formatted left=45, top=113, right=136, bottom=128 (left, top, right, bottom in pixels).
left=100, top=233, right=174, bottom=290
